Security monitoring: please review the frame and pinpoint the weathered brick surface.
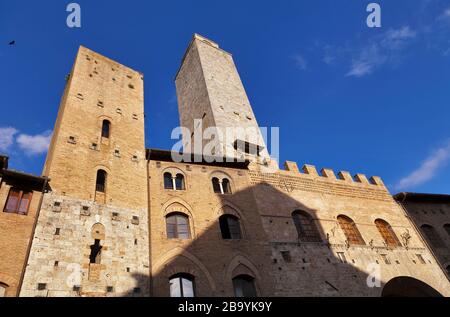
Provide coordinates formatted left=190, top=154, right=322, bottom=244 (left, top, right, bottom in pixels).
left=0, top=182, right=42, bottom=296
left=399, top=199, right=450, bottom=276
left=148, top=160, right=275, bottom=297
left=19, top=46, right=150, bottom=297
left=248, top=167, right=450, bottom=296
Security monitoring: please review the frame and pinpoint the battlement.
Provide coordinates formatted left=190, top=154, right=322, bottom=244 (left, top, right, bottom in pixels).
left=283, top=161, right=385, bottom=188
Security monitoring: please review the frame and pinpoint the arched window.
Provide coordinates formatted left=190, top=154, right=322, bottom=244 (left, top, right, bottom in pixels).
left=292, top=210, right=321, bottom=242
left=164, top=172, right=173, bottom=189
left=166, top=213, right=191, bottom=239
left=421, top=225, right=445, bottom=248
left=212, top=177, right=221, bottom=193
left=163, top=172, right=185, bottom=191
left=101, top=120, right=111, bottom=138
left=212, top=177, right=232, bottom=195
left=96, top=170, right=107, bottom=193
left=233, top=275, right=257, bottom=297
left=0, top=283, right=7, bottom=297
left=175, top=174, right=185, bottom=190
left=375, top=219, right=401, bottom=247
left=337, top=215, right=365, bottom=246
left=89, top=239, right=102, bottom=264
left=219, top=215, right=242, bottom=240
left=169, top=273, right=195, bottom=297
left=444, top=224, right=450, bottom=237
left=222, top=178, right=232, bottom=194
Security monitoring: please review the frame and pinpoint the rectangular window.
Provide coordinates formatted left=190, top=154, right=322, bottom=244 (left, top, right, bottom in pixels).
left=416, top=254, right=426, bottom=264
left=4, top=189, right=32, bottom=215
left=381, top=254, right=391, bottom=265
left=337, top=252, right=347, bottom=263
left=281, top=251, right=292, bottom=263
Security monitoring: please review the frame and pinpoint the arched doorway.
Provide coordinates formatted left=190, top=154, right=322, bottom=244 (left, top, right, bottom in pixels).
left=382, top=277, right=442, bottom=297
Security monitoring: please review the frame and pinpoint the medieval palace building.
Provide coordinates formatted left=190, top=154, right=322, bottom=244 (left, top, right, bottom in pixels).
left=0, top=34, right=449, bottom=297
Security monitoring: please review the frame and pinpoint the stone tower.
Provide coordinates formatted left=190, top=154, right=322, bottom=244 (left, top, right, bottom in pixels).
left=175, top=34, right=270, bottom=164
left=20, top=46, right=150, bottom=297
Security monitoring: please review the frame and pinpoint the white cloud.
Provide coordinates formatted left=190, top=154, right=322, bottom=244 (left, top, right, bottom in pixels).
left=0, top=127, right=18, bottom=151
left=347, top=44, right=386, bottom=77
left=346, top=26, right=416, bottom=78
left=293, top=54, right=307, bottom=70
left=396, top=141, right=450, bottom=190
left=16, top=130, right=52, bottom=155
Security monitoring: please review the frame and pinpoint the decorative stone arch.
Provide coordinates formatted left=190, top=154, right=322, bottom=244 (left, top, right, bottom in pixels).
left=162, top=198, right=196, bottom=238
left=91, top=223, right=106, bottom=240
left=225, top=254, right=262, bottom=296
left=94, top=164, right=111, bottom=175
left=215, top=201, right=246, bottom=221
left=381, top=276, right=443, bottom=297
left=151, top=247, right=216, bottom=292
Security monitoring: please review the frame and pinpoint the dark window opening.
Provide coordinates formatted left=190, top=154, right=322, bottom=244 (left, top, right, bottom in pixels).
left=281, top=251, right=292, bottom=263
left=175, top=174, right=185, bottom=190
left=101, top=120, right=111, bottom=138
left=96, top=170, right=107, bottom=193
left=443, top=224, right=450, bottom=237
left=37, top=283, right=47, bottom=291
left=164, top=172, right=173, bottom=190
left=421, top=224, right=445, bottom=248
left=219, top=215, right=242, bottom=240
left=89, top=239, right=103, bottom=264
left=233, top=275, right=257, bottom=297
left=212, top=177, right=221, bottom=193
left=222, top=178, right=232, bottom=194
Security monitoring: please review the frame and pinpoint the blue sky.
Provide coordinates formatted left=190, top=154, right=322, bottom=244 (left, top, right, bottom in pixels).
left=0, top=0, right=449, bottom=194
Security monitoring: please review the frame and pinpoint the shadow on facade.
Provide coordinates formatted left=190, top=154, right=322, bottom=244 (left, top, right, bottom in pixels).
left=121, top=182, right=443, bottom=298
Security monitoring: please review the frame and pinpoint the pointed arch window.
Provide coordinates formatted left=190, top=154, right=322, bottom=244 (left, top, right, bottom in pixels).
left=375, top=219, right=401, bottom=247
left=337, top=215, right=365, bottom=246
left=292, top=210, right=321, bottom=242
left=96, top=170, right=107, bottom=193
left=444, top=224, right=450, bottom=238
left=421, top=225, right=445, bottom=248
left=101, top=120, right=111, bottom=138
left=219, top=215, right=242, bottom=240
left=233, top=275, right=257, bottom=297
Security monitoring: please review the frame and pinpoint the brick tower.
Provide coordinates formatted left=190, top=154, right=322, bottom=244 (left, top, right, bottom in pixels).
left=20, top=46, right=150, bottom=297
left=175, top=34, right=271, bottom=165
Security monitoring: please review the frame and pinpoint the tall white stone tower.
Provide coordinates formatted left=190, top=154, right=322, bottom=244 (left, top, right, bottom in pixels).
left=175, top=34, right=271, bottom=164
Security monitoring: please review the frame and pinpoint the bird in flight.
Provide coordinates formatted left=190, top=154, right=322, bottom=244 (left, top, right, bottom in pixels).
left=8, top=40, right=15, bottom=45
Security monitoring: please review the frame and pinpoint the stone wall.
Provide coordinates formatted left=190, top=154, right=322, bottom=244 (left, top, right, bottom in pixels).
left=20, top=193, right=149, bottom=297
left=249, top=162, right=450, bottom=296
